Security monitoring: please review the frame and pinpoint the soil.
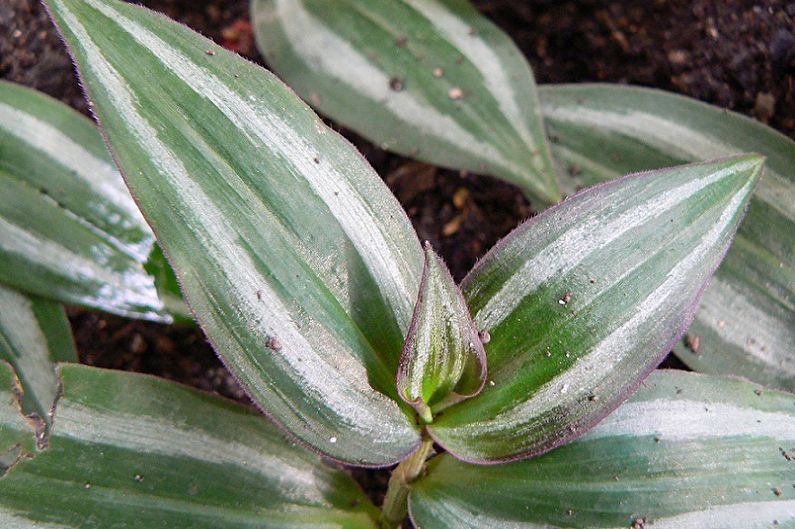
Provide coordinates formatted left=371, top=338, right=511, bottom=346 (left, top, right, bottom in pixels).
left=2, top=0, right=793, bottom=519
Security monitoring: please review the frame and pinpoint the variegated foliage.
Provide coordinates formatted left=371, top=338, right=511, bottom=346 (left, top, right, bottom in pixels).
left=46, top=0, right=762, bottom=470
left=251, top=0, right=560, bottom=205
left=411, top=371, right=795, bottom=528
left=541, top=84, right=795, bottom=392
left=0, top=81, right=186, bottom=322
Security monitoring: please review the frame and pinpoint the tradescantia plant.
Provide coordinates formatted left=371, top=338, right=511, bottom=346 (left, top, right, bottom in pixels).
left=251, top=0, right=795, bottom=393
left=0, top=0, right=793, bottom=528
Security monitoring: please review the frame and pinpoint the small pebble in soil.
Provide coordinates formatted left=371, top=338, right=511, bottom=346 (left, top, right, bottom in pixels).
left=754, top=91, right=776, bottom=122
left=442, top=214, right=464, bottom=236
left=452, top=187, right=470, bottom=208
left=558, top=292, right=573, bottom=305
left=771, top=29, right=795, bottom=72
left=667, top=49, right=689, bottom=66
left=389, top=77, right=404, bottom=91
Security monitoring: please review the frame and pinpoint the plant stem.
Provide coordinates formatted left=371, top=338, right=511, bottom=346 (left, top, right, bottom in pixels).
left=379, top=437, right=434, bottom=529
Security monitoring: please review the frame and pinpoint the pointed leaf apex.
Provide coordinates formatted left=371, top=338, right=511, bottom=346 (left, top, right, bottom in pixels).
left=726, top=152, right=765, bottom=179
left=709, top=153, right=764, bottom=202
left=45, top=0, right=422, bottom=465
left=431, top=156, right=764, bottom=463
left=397, top=246, right=487, bottom=423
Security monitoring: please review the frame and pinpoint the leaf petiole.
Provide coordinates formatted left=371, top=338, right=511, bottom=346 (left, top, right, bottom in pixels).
left=380, top=436, right=435, bottom=529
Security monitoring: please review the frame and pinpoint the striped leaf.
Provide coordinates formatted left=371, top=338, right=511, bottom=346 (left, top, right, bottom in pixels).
left=251, top=0, right=560, bottom=205
left=410, top=370, right=795, bottom=529
left=46, top=0, right=424, bottom=465
left=427, top=155, right=762, bottom=463
left=0, top=285, right=76, bottom=444
left=540, top=83, right=795, bottom=392
left=0, top=362, right=37, bottom=475
left=0, top=364, right=379, bottom=528
left=397, top=243, right=486, bottom=423
left=0, top=80, right=186, bottom=322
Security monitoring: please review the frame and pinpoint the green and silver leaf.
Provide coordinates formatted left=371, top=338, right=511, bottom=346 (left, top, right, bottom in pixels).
left=0, top=285, right=76, bottom=443
left=411, top=370, right=795, bottom=529
left=397, top=243, right=486, bottom=423
left=0, top=362, right=37, bottom=474
left=46, top=0, right=424, bottom=465
left=0, top=80, right=186, bottom=322
left=0, top=364, right=379, bottom=528
left=428, top=155, right=762, bottom=463
left=251, top=0, right=560, bottom=205
left=540, top=83, right=795, bottom=392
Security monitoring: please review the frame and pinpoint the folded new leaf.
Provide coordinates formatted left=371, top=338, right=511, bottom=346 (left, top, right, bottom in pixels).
left=540, top=84, right=795, bottom=392
left=251, top=0, right=560, bottom=205
left=397, top=243, right=487, bottom=423
left=411, top=370, right=795, bottom=528
left=0, top=81, right=185, bottom=322
left=428, top=155, right=762, bottom=463
left=0, top=364, right=379, bottom=529
left=45, top=0, right=423, bottom=465
left=0, top=285, right=76, bottom=444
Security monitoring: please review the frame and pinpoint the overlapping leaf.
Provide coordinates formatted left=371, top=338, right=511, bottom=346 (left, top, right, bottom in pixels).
left=428, top=156, right=762, bottom=463
left=411, top=370, right=795, bottom=529
left=540, top=83, right=795, bottom=392
left=0, top=364, right=379, bottom=528
left=0, top=362, right=36, bottom=475
left=251, top=0, right=560, bottom=205
left=46, top=0, right=424, bottom=465
left=0, top=285, right=76, bottom=443
left=397, top=243, right=486, bottom=423
left=0, top=81, right=185, bottom=322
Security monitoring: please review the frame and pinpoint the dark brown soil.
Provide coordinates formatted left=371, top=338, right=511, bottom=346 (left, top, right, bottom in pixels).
left=480, top=0, right=795, bottom=134
left=2, top=0, right=793, bottom=518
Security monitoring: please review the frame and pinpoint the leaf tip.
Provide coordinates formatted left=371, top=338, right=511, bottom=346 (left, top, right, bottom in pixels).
left=723, top=152, right=765, bottom=188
